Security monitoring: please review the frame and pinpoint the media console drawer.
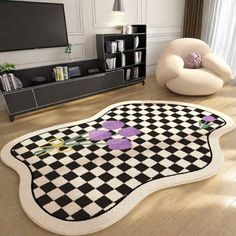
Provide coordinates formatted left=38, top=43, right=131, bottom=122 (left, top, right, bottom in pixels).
left=76, top=70, right=124, bottom=96
left=4, top=90, right=37, bottom=114
left=34, top=81, right=77, bottom=106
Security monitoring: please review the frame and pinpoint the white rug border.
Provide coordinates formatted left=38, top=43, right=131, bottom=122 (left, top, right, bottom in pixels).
left=1, top=100, right=235, bottom=235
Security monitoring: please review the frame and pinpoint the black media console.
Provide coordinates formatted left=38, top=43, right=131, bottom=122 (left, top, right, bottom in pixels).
left=0, top=25, right=146, bottom=122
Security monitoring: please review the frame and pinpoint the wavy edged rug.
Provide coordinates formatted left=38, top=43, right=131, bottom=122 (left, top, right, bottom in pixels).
left=1, top=101, right=235, bottom=235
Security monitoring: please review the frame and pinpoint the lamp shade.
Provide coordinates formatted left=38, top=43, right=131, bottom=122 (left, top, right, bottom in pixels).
left=112, top=0, right=125, bottom=12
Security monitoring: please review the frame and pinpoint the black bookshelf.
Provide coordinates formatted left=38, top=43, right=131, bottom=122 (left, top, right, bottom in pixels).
left=96, top=25, right=147, bottom=84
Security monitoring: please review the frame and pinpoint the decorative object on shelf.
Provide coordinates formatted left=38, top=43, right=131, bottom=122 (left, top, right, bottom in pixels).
left=64, top=43, right=73, bottom=61
left=53, top=66, right=69, bottom=81
left=126, top=69, right=131, bottom=80
left=134, top=36, right=139, bottom=48
left=122, top=24, right=133, bottom=34
left=116, top=39, right=125, bottom=52
left=106, top=57, right=116, bottom=69
left=112, top=0, right=125, bottom=13
left=87, top=68, right=100, bottom=74
left=111, top=42, right=118, bottom=53
left=68, top=65, right=81, bottom=78
left=132, top=67, right=139, bottom=79
left=134, top=51, right=142, bottom=64
left=121, top=53, right=126, bottom=67
left=1, top=101, right=235, bottom=235
left=105, top=41, right=117, bottom=53
left=32, top=76, right=47, bottom=86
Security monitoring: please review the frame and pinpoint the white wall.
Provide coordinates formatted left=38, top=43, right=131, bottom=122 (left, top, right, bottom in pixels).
left=0, top=0, right=185, bottom=110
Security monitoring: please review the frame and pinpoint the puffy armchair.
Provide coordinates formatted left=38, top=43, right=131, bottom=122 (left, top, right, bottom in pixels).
left=156, top=38, right=232, bottom=95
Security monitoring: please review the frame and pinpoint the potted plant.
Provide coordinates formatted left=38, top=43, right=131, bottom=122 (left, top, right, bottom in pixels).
left=65, top=43, right=73, bottom=61
left=0, top=63, right=16, bottom=75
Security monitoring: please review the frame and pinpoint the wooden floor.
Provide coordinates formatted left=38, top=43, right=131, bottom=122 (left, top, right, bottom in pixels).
left=0, top=75, right=236, bottom=236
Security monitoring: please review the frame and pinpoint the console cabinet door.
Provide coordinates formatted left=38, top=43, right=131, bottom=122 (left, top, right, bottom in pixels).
left=4, top=90, right=37, bottom=114
left=76, top=70, right=124, bottom=96
left=34, top=81, right=77, bottom=107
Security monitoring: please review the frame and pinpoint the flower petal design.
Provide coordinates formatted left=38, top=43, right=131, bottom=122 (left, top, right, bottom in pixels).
left=119, top=127, right=141, bottom=137
left=102, top=120, right=124, bottom=130
left=89, top=130, right=112, bottom=141
left=107, top=138, right=132, bottom=150
left=203, top=115, right=216, bottom=122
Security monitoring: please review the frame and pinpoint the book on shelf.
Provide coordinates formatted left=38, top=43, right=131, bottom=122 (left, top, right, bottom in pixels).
left=0, top=73, right=21, bottom=92
left=53, top=66, right=69, bottom=81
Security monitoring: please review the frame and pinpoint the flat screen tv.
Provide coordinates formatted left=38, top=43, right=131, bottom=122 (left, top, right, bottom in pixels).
left=0, top=1, right=68, bottom=52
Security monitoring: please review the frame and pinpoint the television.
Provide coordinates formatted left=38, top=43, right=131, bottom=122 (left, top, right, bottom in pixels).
left=0, top=1, right=68, bottom=52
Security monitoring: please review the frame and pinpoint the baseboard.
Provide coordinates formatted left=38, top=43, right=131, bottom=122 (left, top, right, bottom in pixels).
left=146, top=64, right=156, bottom=76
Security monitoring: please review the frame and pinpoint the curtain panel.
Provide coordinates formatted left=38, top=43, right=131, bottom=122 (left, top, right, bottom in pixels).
left=202, top=0, right=236, bottom=79
left=183, top=0, right=204, bottom=39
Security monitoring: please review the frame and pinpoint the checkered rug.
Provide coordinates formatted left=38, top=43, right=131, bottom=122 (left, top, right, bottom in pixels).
left=1, top=101, right=235, bottom=235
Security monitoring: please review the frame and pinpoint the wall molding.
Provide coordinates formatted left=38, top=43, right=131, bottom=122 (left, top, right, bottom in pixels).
left=67, top=0, right=84, bottom=35
left=148, top=23, right=183, bottom=29
left=145, top=0, right=184, bottom=30
left=148, top=32, right=182, bottom=38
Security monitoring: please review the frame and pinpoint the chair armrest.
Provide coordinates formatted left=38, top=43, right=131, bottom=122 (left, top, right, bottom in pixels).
left=156, top=54, right=184, bottom=86
left=202, top=53, right=232, bottom=82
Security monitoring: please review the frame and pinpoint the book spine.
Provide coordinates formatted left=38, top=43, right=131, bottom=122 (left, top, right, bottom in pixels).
left=8, top=76, right=14, bottom=90
left=56, top=67, right=62, bottom=81
left=63, top=66, right=69, bottom=80
left=8, top=74, right=16, bottom=90
left=3, top=74, right=11, bottom=91
left=53, top=68, right=57, bottom=81
left=9, top=73, right=17, bottom=89
left=59, top=67, right=64, bottom=81
left=0, top=75, right=7, bottom=92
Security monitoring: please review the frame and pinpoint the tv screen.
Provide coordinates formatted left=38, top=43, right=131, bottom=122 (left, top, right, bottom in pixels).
left=0, top=1, right=68, bottom=52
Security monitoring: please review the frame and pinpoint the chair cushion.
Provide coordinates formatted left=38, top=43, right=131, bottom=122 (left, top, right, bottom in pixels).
left=184, top=52, right=202, bottom=69
left=166, top=68, right=224, bottom=95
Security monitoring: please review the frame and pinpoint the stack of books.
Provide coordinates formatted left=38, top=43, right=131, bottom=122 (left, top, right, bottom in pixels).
left=53, top=66, right=69, bottom=81
left=0, top=73, right=18, bottom=92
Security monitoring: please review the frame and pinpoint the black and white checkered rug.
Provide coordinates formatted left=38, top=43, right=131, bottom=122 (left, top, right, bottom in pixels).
left=1, top=101, right=235, bottom=235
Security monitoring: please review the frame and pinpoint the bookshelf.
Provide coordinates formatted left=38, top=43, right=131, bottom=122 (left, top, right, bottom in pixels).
left=96, top=25, right=147, bottom=84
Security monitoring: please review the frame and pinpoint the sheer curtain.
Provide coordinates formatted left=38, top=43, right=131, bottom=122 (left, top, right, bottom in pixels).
left=201, top=0, right=236, bottom=80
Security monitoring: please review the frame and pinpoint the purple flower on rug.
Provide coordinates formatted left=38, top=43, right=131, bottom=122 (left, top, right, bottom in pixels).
left=89, top=130, right=112, bottom=141
left=119, top=127, right=141, bottom=137
left=199, top=115, right=216, bottom=130
left=86, top=120, right=141, bottom=151
left=202, top=115, right=216, bottom=122
left=102, top=120, right=124, bottom=130
left=107, top=138, right=132, bottom=150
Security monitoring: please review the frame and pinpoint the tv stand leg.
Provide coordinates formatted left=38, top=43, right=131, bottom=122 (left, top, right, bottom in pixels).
left=142, top=80, right=145, bottom=86
left=9, top=115, right=15, bottom=122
